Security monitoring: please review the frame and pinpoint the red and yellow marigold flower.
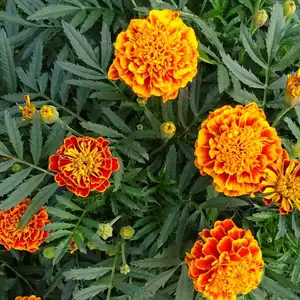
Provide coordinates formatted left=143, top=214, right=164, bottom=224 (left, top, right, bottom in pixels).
left=49, top=136, right=119, bottom=197
left=260, top=155, right=300, bottom=214
left=285, top=68, right=300, bottom=107
left=0, top=199, right=50, bottom=252
left=185, top=219, right=264, bottom=300
left=15, top=296, right=41, bottom=300
left=194, top=103, right=283, bottom=196
left=18, top=95, right=36, bottom=121
left=108, top=9, right=198, bottom=102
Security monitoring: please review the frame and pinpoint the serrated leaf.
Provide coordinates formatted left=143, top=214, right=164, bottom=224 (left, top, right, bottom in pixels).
left=0, top=11, right=37, bottom=27
left=28, top=39, right=43, bottom=82
left=269, top=75, right=287, bottom=90
left=42, top=123, right=66, bottom=157
left=0, top=141, right=12, bottom=156
left=285, top=117, right=300, bottom=139
left=175, top=264, right=194, bottom=300
left=0, top=159, right=14, bottom=173
left=19, top=183, right=58, bottom=227
left=62, top=20, right=100, bottom=70
left=113, top=153, right=123, bottom=192
left=67, top=79, right=114, bottom=90
left=43, top=223, right=75, bottom=231
left=47, top=207, right=79, bottom=220
left=200, top=197, right=249, bottom=209
left=28, top=5, right=80, bottom=20
left=64, top=267, right=111, bottom=280
left=131, top=257, right=182, bottom=269
left=131, top=223, right=157, bottom=241
left=79, top=226, right=109, bottom=251
left=53, top=237, right=72, bottom=265
left=291, top=258, right=300, bottom=284
left=266, top=3, right=285, bottom=63
left=178, top=160, right=197, bottom=194
left=217, top=64, right=230, bottom=93
left=0, top=29, right=17, bottom=93
left=227, top=88, right=259, bottom=104
left=16, top=67, right=38, bottom=91
left=0, top=173, right=45, bottom=210
left=0, top=167, right=32, bottom=197
left=30, top=114, right=43, bottom=165
left=221, top=52, right=264, bottom=89
left=175, top=204, right=189, bottom=250
left=47, top=230, right=73, bottom=242
left=165, top=145, right=177, bottom=181
left=80, top=10, right=102, bottom=33
left=81, top=121, right=124, bottom=138
left=73, top=284, right=108, bottom=300
left=275, top=214, right=287, bottom=240
left=102, top=107, right=131, bottom=134
left=247, top=211, right=277, bottom=221
left=101, top=21, right=112, bottom=70
left=56, top=195, right=83, bottom=211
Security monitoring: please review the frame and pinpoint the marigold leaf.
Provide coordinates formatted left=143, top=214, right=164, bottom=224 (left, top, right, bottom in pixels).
left=164, top=145, right=177, bottom=181
left=175, top=264, right=194, bottom=300
left=81, top=121, right=124, bottom=138
left=0, top=159, right=15, bottom=173
left=28, top=39, right=43, bottom=82
left=102, top=107, right=131, bottom=134
left=53, top=236, right=72, bottom=265
left=80, top=10, right=102, bottom=33
left=0, top=10, right=37, bottom=27
left=43, top=223, right=75, bottom=231
left=200, top=197, right=249, bottom=209
left=73, top=284, right=109, bottom=300
left=16, top=66, right=38, bottom=91
left=30, top=114, right=43, bottom=165
left=56, top=195, right=83, bottom=211
left=47, top=230, right=73, bottom=242
left=0, top=141, right=12, bottom=156
left=64, top=267, right=112, bottom=280
left=47, top=207, right=79, bottom=220
left=101, top=21, right=112, bottom=70
left=113, top=152, right=123, bottom=192
left=78, top=226, right=109, bottom=251
left=67, top=79, right=114, bottom=90
left=175, top=204, right=189, bottom=251
left=217, top=64, right=230, bottom=93
left=284, top=117, right=300, bottom=140
left=178, top=160, right=197, bottom=194
left=28, top=5, right=80, bottom=20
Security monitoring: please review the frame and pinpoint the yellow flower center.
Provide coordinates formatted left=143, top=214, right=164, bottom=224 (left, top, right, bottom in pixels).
left=215, top=127, right=262, bottom=174
left=276, top=174, right=300, bottom=199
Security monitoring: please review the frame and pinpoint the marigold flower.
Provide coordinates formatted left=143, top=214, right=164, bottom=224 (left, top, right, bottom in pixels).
left=194, top=103, right=283, bottom=196
left=69, top=238, right=78, bottom=254
left=260, top=156, right=300, bottom=214
left=160, top=121, right=176, bottom=139
left=18, top=95, right=36, bottom=121
left=108, top=9, right=198, bottom=102
left=49, top=136, right=119, bottom=197
left=39, top=105, right=59, bottom=124
left=283, top=0, right=296, bottom=17
left=253, top=10, right=268, bottom=27
left=285, top=69, right=300, bottom=108
left=15, top=296, right=41, bottom=300
left=0, top=199, right=50, bottom=252
left=185, top=219, right=264, bottom=300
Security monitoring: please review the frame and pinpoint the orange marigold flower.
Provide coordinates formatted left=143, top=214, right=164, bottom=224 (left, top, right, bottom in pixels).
left=185, top=219, right=264, bottom=300
left=108, top=9, right=198, bottom=103
left=285, top=68, right=300, bottom=107
left=18, top=95, right=36, bottom=121
left=260, top=157, right=300, bottom=214
left=15, top=296, right=41, bottom=300
left=49, top=136, right=119, bottom=197
left=0, top=199, right=50, bottom=252
left=194, top=102, right=283, bottom=196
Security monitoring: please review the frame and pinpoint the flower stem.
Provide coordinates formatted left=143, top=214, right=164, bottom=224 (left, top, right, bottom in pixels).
left=262, top=66, right=270, bottom=107
left=200, top=0, right=208, bottom=15
left=106, top=254, right=118, bottom=300
left=130, top=0, right=137, bottom=8
left=57, top=119, right=84, bottom=137
left=272, top=107, right=292, bottom=127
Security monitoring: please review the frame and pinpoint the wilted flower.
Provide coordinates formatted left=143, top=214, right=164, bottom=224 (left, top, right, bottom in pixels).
left=194, top=103, right=283, bottom=196
left=97, top=223, right=113, bottom=240
left=120, top=264, right=131, bottom=275
left=108, top=9, right=198, bottom=102
left=0, top=199, right=50, bottom=252
left=253, top=9, right=268, bottom=27
left=285, top=69, right=300, bottom=108
left=260, top=154, right=300, bottom=214
left=11, top=163, right=22, bottom=173
left=69, top=238, right=78, bottom=254
left=120, top=226, right=135, bottom=240
left=49, top=136, right=119, bottom=197
left=43, top=246, right=56, bottom=259
left=283, top=0, right=296, bottom=17
left=15, top=296, right=41, bottom=300
left=185, top=219, right=264, bottom=300
left=18, top=95, right=36, bottom=121
left=39, top=105, right=59, bottom=124
left=160, top=121, right=176, bottom=139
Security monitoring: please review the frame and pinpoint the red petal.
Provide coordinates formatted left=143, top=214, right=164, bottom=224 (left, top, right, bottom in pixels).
left=195, top=255, right=217, bottom=270
left=217, top=236, right=233, bottom=253
left=55, top=173, right=66, bottom=186
left=49, top=155, right=59, bottom=172
left=111, top=158, right=120, bottom=172
left=74, top=186, right=90, bottom=197
left=237, top=246, right=250, bottom=258
left=210, top=225, right=226, bottom=241
left=96, top=180, right=110, bottom=192
left=222, top=219, right=235, bottom=231
left=228, top=227, right=245, bottom=240
left=191, top=240, right=204, bottom=259
left=202, top=238, right=219, bottom=257
left=197, top=269, right=215, bottom=286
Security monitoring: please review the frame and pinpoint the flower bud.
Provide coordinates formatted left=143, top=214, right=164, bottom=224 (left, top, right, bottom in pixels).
left=18, top=95, right=36, bottom=121
left=120, top=226, right=135, bottom=240
left=160, top=121, right=176, bottom=139
left=120, top=264, right=131, bottom=275
left=253, top=10, right=268, bottom=27
left=11, top=164, right=22, bottom=173
left=137, top=98, right=147, bottom=106
left=39, top=105, right=59, bottom=124
left=97, top=223, right=113, bottom=240
left=43, top=247, right=55, bottom=259
left=87, top=242, right=96, bottom=250
left=285, top=69, right=300, bottom=108
left=283, top=0, right=296, bottom=17
left=293, top=141, right=300, bottom=157
left=136, top=124, right=144, bottom=131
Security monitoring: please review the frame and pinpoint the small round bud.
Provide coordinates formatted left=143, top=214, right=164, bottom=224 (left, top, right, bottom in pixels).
left=97, top=223, right=113, bottom=240
left=253, top=10, right=268, bottom=27
left=136, top=124, right=144, bottom=131
left=39, top=105, right=59, bottom=124
left=120, top=264, right=131, bottom=275
left=283, top=0, right=296, bottom=17
left=11, top=164, right=22, bottom=173
left=160, top=121, right=176, bottom=139
left=293, top=141, right=300, bottom=157
left=137, top=98, right=147, bottom=106
left=43, top=247, right=55, bottom=259
left=120, top=226, right=135, bottom=240
left=15, top=49, right=20, bottom=54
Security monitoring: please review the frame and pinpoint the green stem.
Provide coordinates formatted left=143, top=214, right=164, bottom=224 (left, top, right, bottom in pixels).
left=121, top=241, right=127, bottom=266
left=272, top=107, right=292, bottom=127
left=57, top=119, right=84, bottom=137
left=200, top=0, right=208, bottom=15
left=106, top=254, right=118, bottom=300
left=1, top=261, right=35, bottom=293
left=130, top=0, right=137, bottom=7
left=262, top=66, right=270, bottom=107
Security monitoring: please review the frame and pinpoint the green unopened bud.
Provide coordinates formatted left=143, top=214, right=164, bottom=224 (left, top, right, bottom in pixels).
left=15, top=49, right=20, bottom=54
left=253, top=10, right=268, bottom=27
left=283, top=0, right=296, bottom=17
left=137, top=98, right=147, bottom=107
left=136, top=124, right=143, bottom=131
left=120, top=226, right=135, bottom=240
left=87, top=242, right=96, bottom=250
left=39, top=105, right=59, bottom=125
left=120, top=264, right=131, bottom=275
left=11, top=164, right=22, bottom=173
left=160, top=121, right=176, bottom=139
left=97, top=223, right=113, bottom=240
left=293, top=141, right=300, bottom=157
left=43, top=247, right=55, bottom=259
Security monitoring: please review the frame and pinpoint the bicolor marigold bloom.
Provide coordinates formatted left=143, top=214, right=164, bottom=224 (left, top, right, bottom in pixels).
left=0, top=199, right=50, bottom=252
left=194, top=103, right=283, bottom=196
left=39, top=105, right=59, bottom=124
left=18, top=95, right=36, bottom=121
left=108, top=9, right=198, bottom=102
left=185, top=219, right=264, bottom=300
left=285, top=69, right=300, bottom=107
left=15, top=296, right=41, bottom=300
left=260, top=156, right=300, bottom=214
left=49, top=136, right=119, bottom=197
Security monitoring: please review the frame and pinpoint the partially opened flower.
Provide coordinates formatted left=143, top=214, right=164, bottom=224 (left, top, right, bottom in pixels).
left=260, top=155, right=300, bottom=214
left=15, top=296, right=41, bottom=300
left=49, top=136, right=119, bottom=197
left=185, top=219, right=264, bottom=300
left=285, top=68, right=300, bottom=107
left=0, top=199, right=50, bottom=252
left=108, top=9, right=198, bottom=102
left=18, top=95, right=36, bottom=121
left=39, top=105, right=59, bottom=124
left=194, top=103, right=283, bottom=196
